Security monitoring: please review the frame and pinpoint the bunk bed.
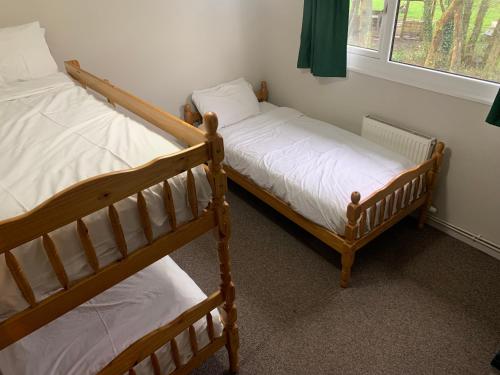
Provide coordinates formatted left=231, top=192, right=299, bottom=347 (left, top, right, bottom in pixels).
left=0, top=60, right=239, bottom=374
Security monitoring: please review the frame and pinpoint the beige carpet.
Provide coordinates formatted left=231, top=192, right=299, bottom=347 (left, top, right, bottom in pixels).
left=171, top=183, right=500, bottom=375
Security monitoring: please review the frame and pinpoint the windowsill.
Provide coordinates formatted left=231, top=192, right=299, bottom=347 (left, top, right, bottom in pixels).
left=347, top=50, right=499, bottom=106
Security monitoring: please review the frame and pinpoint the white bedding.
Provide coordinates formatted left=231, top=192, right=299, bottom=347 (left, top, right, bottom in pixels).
left=0, top=256, right=223, bottom=375
left=220, top=103, right=416, bottom=235
left=0, top=73, right=220, bottom=374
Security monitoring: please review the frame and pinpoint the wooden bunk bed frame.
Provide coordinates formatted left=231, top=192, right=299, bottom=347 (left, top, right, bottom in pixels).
left=184, top=82, right=445, bottom=288
left=0, top=60, right=239, bottom=374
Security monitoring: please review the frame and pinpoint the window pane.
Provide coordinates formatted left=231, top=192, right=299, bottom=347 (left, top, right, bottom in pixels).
left=391, top=0, right=500, bottom=83
left=348, top=0, right=386, bottom=50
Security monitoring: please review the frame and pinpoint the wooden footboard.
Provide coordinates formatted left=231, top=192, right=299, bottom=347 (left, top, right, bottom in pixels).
left=339, top=142, right=445, bottom=286
left=344, top=142, right=445, bottom=249
left=0, top=62, right=239, bottom=374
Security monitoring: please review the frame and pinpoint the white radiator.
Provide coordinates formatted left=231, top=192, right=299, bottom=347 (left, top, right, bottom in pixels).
left=361, top=116, right=436, bottom=164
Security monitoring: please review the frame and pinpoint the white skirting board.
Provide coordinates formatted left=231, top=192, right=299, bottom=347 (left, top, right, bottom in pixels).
left=427, top=215, right=500, bottom=261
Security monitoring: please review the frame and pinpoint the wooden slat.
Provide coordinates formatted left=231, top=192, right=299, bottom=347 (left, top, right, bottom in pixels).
left=415, top=174, right=423, bottom=199
left=97, top=291, right=224, bottom=375
left=187, top=169, right=198, bottom=219
left=128, top=369, right=136, bottom=375
left=65, top=60, right=206, bottom=147
left=379, top=196, right=386, bottom=226
left=359, top=211, right=367, bottom=237
left=0, top=212, right=216, bottom=351
left=206, top=313, right=215, bottom=342
left=395, top=189, right=403, bottom=212
left=150, top=353, right=161, bottom=375
left=137, top=191, right=154, bottom=244
left=77, top=218, right=100, bottom=272
left=163, top=181, right=177, bottom=231
left=108, top=205, right=128, bottom=258
left=0, top=143, right=209, bottom=254
left=387, top=192, right=395, bottom=217
left=189, top=325, right=199, bottom=356
left=407, top=179, right=415, bottom=204
left=369, top=205, right=377, bottom=229
left=170, top=338, right=182, bottom=370
left=404, top=182, right=412, bottom=208
left=5, top=251, right=36, bottom=307
left=42, top=234, right=69, bottom=289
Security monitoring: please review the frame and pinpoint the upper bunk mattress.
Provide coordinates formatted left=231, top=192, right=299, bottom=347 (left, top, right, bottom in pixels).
left=0, top=73, right=212, bottom=320
left=219, top=103, right=416, bottom=235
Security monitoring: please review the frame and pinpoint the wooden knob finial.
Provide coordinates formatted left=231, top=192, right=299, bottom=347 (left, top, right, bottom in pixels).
left=204, top=112, right=218, bottom=136
left=351, top=191, right=361, bottom=205
left=435, top=142, right=445, bottom=154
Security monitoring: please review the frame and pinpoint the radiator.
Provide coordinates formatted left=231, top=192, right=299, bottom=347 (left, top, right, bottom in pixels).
left=361, top=116, right=436, bottom=164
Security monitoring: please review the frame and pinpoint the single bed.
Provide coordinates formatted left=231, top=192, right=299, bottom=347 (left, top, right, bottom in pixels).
left=0, top=22, right=238, bottom=375
left=184, top=79, right=445, bottom=288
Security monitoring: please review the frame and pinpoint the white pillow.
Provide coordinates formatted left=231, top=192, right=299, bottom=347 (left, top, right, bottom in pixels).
left=192, top=78, right=260, bottom=128
left=0, top=22, right=58, bottom=83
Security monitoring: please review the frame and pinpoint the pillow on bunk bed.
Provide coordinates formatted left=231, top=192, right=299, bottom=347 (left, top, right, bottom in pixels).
left=192, top=78, right=260, bottom=128
left=0, top=22, right=58, bottom=83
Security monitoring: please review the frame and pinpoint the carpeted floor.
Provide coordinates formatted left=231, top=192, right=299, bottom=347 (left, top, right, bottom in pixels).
left=171, top=183, right=500, bottom=375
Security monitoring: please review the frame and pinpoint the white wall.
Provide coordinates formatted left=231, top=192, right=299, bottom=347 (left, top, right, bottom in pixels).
left=0, top=0, right=262, bottom=117
left=254, top=0, right=500, bottom=248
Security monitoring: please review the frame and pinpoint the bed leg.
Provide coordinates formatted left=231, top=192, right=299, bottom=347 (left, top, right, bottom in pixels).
left=340, top=251, right=355, bottom=288
left=418, top=205, right=429, bottom=229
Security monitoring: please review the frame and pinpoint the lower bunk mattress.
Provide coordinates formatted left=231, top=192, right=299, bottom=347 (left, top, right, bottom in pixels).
left=0, top=256, right=223, bottom=375
left=219, top=102, right=417, bottom=235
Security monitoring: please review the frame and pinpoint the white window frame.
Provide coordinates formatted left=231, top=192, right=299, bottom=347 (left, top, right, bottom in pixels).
left=347, top=0, right=499, bottom=105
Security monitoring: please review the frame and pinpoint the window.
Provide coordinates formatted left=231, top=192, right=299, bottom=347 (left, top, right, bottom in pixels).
left=347, top=0, right=500, bottom=103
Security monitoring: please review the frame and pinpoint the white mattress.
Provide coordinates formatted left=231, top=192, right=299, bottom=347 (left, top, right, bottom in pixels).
left=220, top=103, right=416, bottom=235
left=0, top=74, right=220, bottom=374
left=0, top=256, right=223, bottom=375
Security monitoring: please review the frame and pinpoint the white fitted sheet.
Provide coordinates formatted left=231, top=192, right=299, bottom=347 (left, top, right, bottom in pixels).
left=0, top=256, right=223, bottom=375
left=0, top=73, right=220, bottom=375
left=220, top=103, right=416, bottom=235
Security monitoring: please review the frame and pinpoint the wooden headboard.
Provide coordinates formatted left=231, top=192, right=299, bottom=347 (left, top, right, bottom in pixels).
left=184, top=81, right=269, bottom=125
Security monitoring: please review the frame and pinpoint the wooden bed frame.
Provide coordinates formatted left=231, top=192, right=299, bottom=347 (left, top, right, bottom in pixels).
left=184, top=82, right=445, bottom=288
left=0, top=60, right=239, bottom=374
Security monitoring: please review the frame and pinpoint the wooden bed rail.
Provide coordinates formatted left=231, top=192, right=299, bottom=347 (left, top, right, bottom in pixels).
left=0, top=144, right=209, bottom=253
left=99, top=291, right=225, bottom=375
left=0, top=62, right=239, bottom=372
left=64, top=60, right=206, bottom=147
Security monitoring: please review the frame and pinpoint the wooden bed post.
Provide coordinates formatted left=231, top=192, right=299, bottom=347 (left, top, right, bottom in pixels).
left=204, top=113, right=239, bottom=373
left=342, top=192, right=361, bottom=288
left=418, top=142, right=445, bottom=228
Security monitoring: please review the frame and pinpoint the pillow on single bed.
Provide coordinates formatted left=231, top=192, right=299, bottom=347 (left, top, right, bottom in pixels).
left=0, top=22, right=58, bottom=83
left=192, top=78, right=260, bottom=128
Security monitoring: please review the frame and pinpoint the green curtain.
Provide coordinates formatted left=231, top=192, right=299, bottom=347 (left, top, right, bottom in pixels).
left=297, top=0, right=349, bottom=77
left=486, top=89, right=500, bottom=126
